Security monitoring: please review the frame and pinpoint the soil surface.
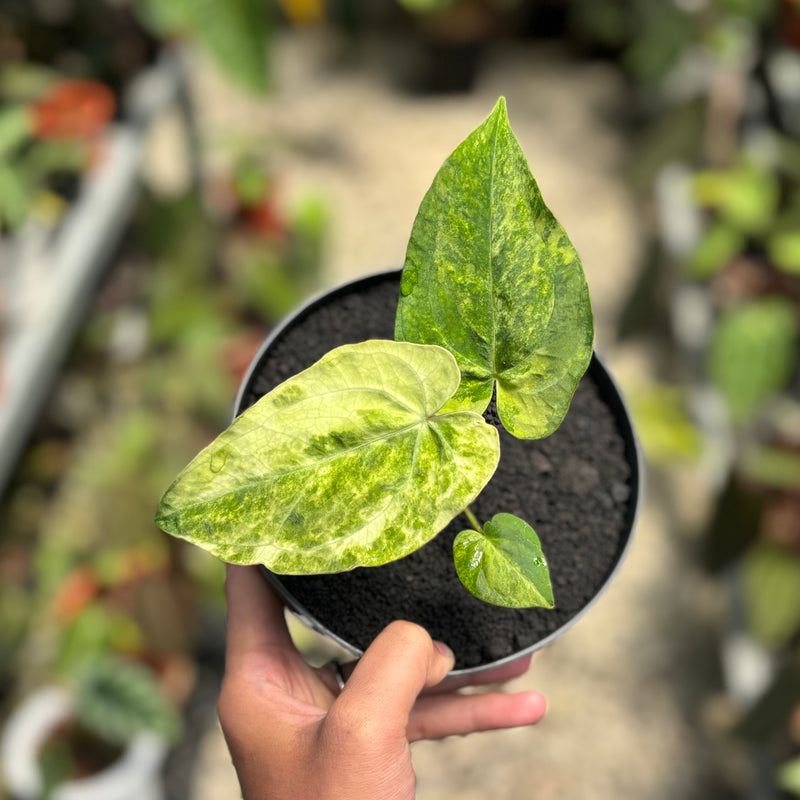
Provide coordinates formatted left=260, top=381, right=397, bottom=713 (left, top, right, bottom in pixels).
left=239, top=273, right=635, bottom=669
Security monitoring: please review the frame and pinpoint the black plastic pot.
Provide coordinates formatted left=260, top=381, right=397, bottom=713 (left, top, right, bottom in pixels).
left=234, top=270, right=642, bottom=675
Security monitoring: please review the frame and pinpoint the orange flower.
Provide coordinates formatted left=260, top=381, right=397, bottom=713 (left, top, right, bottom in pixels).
left=51, top=566, right=100, bottom=621
left=32, top=80, right=115, bottom=140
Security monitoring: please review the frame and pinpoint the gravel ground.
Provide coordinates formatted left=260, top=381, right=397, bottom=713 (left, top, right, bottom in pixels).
left=163, top=30, right=734, bottom=800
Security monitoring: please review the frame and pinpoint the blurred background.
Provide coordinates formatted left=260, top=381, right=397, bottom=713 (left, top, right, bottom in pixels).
left=1, top=1, right=799, bottom=798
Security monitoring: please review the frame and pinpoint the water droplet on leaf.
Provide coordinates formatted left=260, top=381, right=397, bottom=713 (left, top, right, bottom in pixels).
left=210, top=448, right=230, bottom=474
left=400, top=268, right=418, bottom=297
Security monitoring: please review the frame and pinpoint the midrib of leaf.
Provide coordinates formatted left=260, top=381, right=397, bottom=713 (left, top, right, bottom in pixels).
left=170, top=418, right=432, bottom=513
left=487, top=107, right=499, bottom=377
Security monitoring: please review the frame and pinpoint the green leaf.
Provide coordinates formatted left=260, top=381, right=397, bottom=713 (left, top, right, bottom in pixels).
left=708, top=297, right=798, bottom=425
left=156, top=340, right=499, bottom=573
left=687, top=220, right=745, bottom=279
left=396, top=97, right=593, bottom=440
left=628, top=384, right=702, bottom=465
left=138, top=0, right=270, bottom=93
left=622, top=9, right=692, bottom=84
left=0, top=106, right=31, bottom=159
left=189, top=0, right=270, bottom=93
left=394, top=0, right=455, bottom=12
left=0, top=163, right=31, bottom=231
left=693, top=162, right=780, bottom=235
left=778, top=756, right=800, bottom=796
left=740, top=446, right=800, bottom=491
left=453, top=512, right=554, bottom=609
left=743, top=543, right=800, bottom=647
left=768, top=231, right=800, bottom=275
left=74, top=657, right=182, bottom=746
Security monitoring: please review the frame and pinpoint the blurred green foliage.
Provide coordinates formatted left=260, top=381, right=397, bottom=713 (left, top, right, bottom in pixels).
left=743, top=543, right=800, bottom=647
left=73, top=655, right=182, bottom=746
left=708, top=297, right=798, bottom=426
left=0, top=173, right=327, bottom=710
left=779, top=756, right=800, bottom=797
left=628, top=384, right=703, bottom=465
left=137, top=0, right=272, bottom=92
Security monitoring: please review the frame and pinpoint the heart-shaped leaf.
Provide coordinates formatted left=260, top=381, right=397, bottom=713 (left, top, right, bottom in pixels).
left=395, top=96, right=593, bottom=439
left=156, top=340, right=499, bottom=573
left=453, top=512, right=554, bottom=608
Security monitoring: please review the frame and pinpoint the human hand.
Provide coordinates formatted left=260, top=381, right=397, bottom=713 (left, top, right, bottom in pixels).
left=219, top=565, right=546, bottom=800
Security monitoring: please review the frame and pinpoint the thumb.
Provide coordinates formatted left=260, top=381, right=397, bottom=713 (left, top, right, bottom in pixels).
left=328, top=620, right=454, bottom=740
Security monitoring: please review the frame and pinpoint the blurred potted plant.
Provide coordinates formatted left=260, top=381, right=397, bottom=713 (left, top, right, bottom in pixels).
left=0, top=656, right=181, bottom=800
left=393, top=0, right=525, bottom=92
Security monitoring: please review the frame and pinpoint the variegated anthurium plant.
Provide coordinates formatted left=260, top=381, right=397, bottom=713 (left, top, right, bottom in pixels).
left=155, top=98, right=593, bottom=609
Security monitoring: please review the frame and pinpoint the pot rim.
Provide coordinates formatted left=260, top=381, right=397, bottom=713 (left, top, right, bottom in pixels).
left=234, top=269, right=643, bottom=676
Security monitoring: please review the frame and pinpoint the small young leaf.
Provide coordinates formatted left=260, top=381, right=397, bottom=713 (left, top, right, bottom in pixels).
left=156, top=340, right=500, bottom=573
left=395, top=97, right=593, bottom=440
left=453, top=512, right=554, bottom=609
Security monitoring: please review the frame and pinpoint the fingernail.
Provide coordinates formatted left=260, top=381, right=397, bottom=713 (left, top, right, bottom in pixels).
left=434, top=640, right=454, bottom=659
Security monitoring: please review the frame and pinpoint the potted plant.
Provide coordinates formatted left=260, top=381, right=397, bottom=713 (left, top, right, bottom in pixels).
left=155, top=98, right=640, bottom=672
left=0, top=656, right=181, bottom=800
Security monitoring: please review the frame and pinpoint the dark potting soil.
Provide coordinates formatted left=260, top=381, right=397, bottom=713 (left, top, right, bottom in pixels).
left=239, top=272, right=636, bottom=669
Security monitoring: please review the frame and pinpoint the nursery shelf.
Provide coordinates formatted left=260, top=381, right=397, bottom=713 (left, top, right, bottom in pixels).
left=0, top=51, right=190, bottom=499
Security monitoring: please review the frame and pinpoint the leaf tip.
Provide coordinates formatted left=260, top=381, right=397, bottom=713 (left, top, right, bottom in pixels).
left=492, top=95, right=508, bottom=121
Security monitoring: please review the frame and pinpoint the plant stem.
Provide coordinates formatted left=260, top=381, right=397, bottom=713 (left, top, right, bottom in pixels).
left=463, top=506, right=483, bottom=533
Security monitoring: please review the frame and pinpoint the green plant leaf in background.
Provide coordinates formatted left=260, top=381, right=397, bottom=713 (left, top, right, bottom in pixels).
left=453, top=513, right=554, bottom=608
left=137, top=0, right=270, bottom=93
left=156, top=340, right=500, bottom=573
left=74, top=656, right=182, bottom=746
left=778, top=756, right=800, bottom=797
left=622, top=5, right=693, bottom=84
left=395, top=97, right=593, bottom=440
left=0, top=162, right=31, bottom=231
left=741, top=446, right=800, bottom=491
left=0, top=106, right=31, bottom=159
left=768, top=230, right=800, bottom=275
left=628, top=384, right=702, bottom=465
left=688, top=220, right=745, bottom=278
left=743, top=543, right=800, bottom=647
left=718, top=0, right=773, bottom=23
left=693, top=161, right=780, bottom=235
left=394, top=0, right=455, bottom=12
left=708, top=297, right=798, bottom=426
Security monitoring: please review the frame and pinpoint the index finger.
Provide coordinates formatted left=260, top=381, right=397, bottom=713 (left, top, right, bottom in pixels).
left=427, top=653, right=534, bottom=693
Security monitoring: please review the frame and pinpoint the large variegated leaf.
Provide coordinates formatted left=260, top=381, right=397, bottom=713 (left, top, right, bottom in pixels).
left=395, top=97, right=593, bottom=439
left=453, top=513, right=554, bottom=608
left=155, top=340, right=499, bottom=573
